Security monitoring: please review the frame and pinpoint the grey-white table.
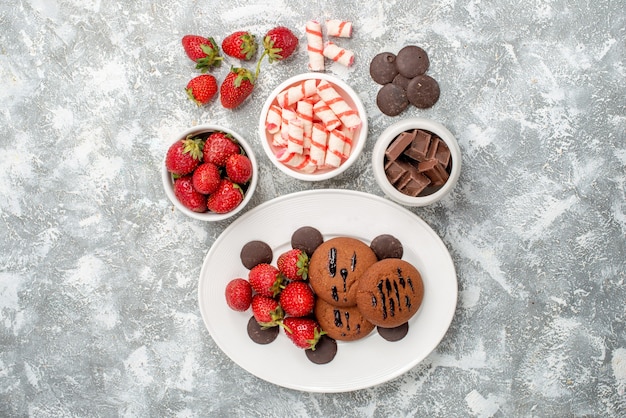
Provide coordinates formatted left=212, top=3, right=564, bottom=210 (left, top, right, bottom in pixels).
left=1, top=0, right=624, bottom=416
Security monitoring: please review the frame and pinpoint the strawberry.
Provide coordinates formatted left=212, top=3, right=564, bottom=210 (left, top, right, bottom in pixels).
left=181, top=35, right=223, bottom=72
left=262, top=26, right=298, bottom=63
left=186, top=74, right=218, bottom=105
left=277, top=249, right=309, bottom=281
left=206, top=179, right=243, bottom=213
left=192, top=162, right=221, bottom=194
left=173, top=175, right=207, bottom=212
left=222, top=31, right=257, bottom=60
left=251, top=295, right=284, bottom=327
left=225, top=154, right=252, bottom=184
left=248, top=263, right=282, bottom=297
left=220, top=67, right=255, bottom=109
left=165, top=136, right=204, bottom=176
left=282, top=317, right=325, bottom=350
left=203, top=131, right=241, bottom=166
left=225, top=278, right=253, bottom=311
left=279, top=281, right=315, bottom=317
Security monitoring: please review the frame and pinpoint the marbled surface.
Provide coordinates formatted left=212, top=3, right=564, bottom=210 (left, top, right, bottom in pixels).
left=1, top=0, right=625, bottom=416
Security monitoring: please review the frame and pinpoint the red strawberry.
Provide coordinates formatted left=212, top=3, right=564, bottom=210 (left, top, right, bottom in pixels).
left=279, top=281, right=315, bottom=317
left=225, top=154, right=252, bottom=184
left=206, top=179, right=244, bottom=213
left=222, top=31, right=257, bottom=60
left=173, top=175, right=207, bottom=212
left=277, top=249, right=309, bottom=281
left=181, top=35, right=223, bottom=72
left=203, top=132, right=241, bottom=166
left=248, top=263, right=282, bottom=297
left=225, top=278, right=253, bottom=311
left=220, top=67, right=255, bottom=109
left=186, top=74, right=218, bottom=105
left=263, top=26, right=298, bottom=63
left=192, top=162, right=221, bottom=194
left=251, top=295, right=284, bottom=327
left=282, top=317, right=325, bottom=350
left=165, top=136, right=204, bottom=176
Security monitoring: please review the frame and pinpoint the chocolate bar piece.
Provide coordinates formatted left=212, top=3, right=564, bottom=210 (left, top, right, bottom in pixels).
left=417, top=159, right=449, bottom=186
left=404, top=129, right=431, bottom=161
left=400, top=174, right=431, bottom=196
left=385, top=130, right=416, bottom=161
left=384, top=159, right=407, bottom=184
left=434, top=140, right=451, bottom=167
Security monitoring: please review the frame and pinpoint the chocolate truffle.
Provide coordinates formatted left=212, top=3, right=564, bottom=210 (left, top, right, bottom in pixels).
left=291, top=226, right=324, bottom=257
left=377, top=322, right=409, bottom=342
left=392, top=73, right=411, bottom=91
left=406, top=74, right=440, bottom=109
left=395, top=45, right=430, bottom=78
left=240, top=240, right=273, bottom=270
left=370, top=234, right=404, bottom=260
left=369, top=52, right=399, bottom=85
left=305, top=335, right=337, bottom=364
left=247, top=316, right=279, bottom=344
left=376, top=83, right=409, bottom=117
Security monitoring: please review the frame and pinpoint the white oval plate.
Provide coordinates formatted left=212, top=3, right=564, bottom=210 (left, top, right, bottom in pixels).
left=197, top=190, right=458, bottom=393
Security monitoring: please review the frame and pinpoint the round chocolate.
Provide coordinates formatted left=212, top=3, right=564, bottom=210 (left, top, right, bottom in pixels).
left=392, top=73, right=411, bottom=91
left=291, top=226, right=324, bottom=257
left=396, top=45, right=430, bottom=78
left=377, top=322, right=409, bottom=342
left=369, top=52, right=399, bottom=85
left=376, top=83, right=409, bottom=117
left=407, top=75, right=440, bottom=109
left=247, top=316, right=279, bottom=344
left=240, top=240, right=273, bottom=269
left=370, top=234, right=404, bottom=260
left=305, top=335, right=338, bottom=364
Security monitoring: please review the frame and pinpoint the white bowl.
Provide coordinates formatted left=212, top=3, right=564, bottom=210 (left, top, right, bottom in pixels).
left=372, top=117, right=461, bottom=207
left=258, top=73, right=368, bottom=181
left=162, top=124, right=258, bottom=221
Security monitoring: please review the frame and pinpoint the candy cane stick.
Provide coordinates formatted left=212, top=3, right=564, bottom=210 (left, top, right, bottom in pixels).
left=265, top=104, right=282, bottom=134
left=280, top=107, right=297, bottom=141
left=341, top=126, right=355, bottom=157
left=276, top=80, right=318, bottom=108
left=312, top=98, right=342, bottom=131
left=287, top=118, right=304, bottom=154
left=277, top=149, right=317, bottom=173
left=296, top=99, right=314, bottom=152
left=323, top=42, right=355, bottom=67
left=325, top=129, right=350, bottom=167
left=310, top=123, right=328, bottom=166
left=305, top=20, right=325, bottom=71
left=316, top=79, right=361, bottom=129
left=326, top=19, right=352, bottom=38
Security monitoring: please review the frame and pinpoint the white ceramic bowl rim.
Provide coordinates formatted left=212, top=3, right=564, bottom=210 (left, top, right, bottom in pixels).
left=258, top=73, right=368, bottom=182
left=372, top=117, right=461, bottom=207
left=162, top=124, right=258, bottom=221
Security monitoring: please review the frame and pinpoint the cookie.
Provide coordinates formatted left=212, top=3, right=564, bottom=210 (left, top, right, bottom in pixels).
left=406, top=74, right=440, bottom=109
left=314, top=298, right=375, bottom=341
left=356, top=258, right=424, bottom=328
left=395, top=45, right=430, bottom=78
left=309, top=237, right=378, bottom=307
left=369, top=52, right=399, bottom=85
left=376, top=83, right=409, bottom=117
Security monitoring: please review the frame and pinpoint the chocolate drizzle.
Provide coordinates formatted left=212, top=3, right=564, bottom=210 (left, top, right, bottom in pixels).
left=351, top=251, right=357, bottom=271
left=334, top=309, right=342, bottom=327
left=328, top=247, right=337, bottom=277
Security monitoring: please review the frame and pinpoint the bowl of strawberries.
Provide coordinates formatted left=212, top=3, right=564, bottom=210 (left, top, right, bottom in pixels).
left=162, top=124, right=258, bottom=221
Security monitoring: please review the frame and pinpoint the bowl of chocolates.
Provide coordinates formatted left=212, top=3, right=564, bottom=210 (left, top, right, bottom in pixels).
left=372, top=117, right=461, bottom=206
